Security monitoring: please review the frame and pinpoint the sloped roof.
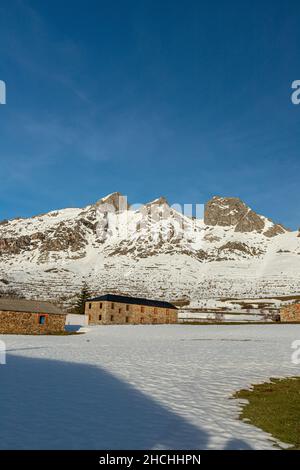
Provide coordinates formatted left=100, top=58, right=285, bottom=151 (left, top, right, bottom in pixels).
left=87, top=294, right=177, bottom=310
left=0, top=298, right=65, bottom=315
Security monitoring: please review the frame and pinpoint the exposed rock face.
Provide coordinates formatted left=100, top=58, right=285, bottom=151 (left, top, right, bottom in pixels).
left=264, top=223, right=287, bottom=238
left=145, top=196, right=169, bottom=207
left=40, top=223, right=87, bottom=253
left=218, top=241, right=263, bottom=257
left=235, top=210, right=265, bottom=233
left=204, top=197, right=250, bottom=227
left=204, top=196, right=287, bottom=236
left=0, top=236, right=32, bottom=255
left=95, top=192, right=128, bottom=212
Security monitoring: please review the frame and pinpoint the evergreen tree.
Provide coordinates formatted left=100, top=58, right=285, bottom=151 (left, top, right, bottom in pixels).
left=73, top=282, right=92, bottom=314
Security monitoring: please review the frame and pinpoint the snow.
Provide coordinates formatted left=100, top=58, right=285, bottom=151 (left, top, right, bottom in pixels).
left=0, top=324, right=299, bottom=449
left=1, top=194, right=300, bottom=305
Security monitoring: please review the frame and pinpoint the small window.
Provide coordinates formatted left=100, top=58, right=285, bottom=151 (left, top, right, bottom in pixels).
left=126, top=304, right=129, bottom=311
left=110, top=315, right=114, bottom=321
left=38, top=315, right=46, bottom=325
left=100, top=303, right=102, bottom=309
left=119, top=308, right=122, bottom=313
left=166, top=309, right=169, bottom=315
left=140, top=317, right=144, bottom=323
left=88, top=303, right=92, bottom=309
left=99, top=315, right=102, bottom=321
left=154, top=307, right=158, bottom=314
left=125, top=316, right=129, bottom=323
left=141, top=306, right=145, bottom=313
left=111, top=303, right=114, bottom=309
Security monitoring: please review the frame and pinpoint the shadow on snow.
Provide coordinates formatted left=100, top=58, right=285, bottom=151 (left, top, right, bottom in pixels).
left=0, top=354, right=253, bottom=450
left=0, top=354, right=209, bottom=449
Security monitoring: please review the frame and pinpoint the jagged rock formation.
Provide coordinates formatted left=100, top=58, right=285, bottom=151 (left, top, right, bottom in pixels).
left=204, top=196, right=286, bottom=236
left=0, top=192, right=299, bottom=307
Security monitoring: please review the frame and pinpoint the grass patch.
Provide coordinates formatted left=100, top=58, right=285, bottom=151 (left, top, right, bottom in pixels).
left=234, top=377, right=300, bottom=449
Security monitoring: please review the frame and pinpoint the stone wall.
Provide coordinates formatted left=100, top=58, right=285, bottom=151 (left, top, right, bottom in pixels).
left=85, top=300, right=177, bottom=325
left=280, top=303, right=300, bottom=322
left=0, top=311, right=66, bottom=334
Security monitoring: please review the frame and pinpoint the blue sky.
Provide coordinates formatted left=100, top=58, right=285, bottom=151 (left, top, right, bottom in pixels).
left=0, top=0, right=299, bottom=228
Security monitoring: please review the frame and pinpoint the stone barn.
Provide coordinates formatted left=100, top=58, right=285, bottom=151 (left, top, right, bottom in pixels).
left=0, top=299, right=66, bottom=334
left=85, top=294, right=178, bottom=325
left=280, top=303, right=300, bottom=322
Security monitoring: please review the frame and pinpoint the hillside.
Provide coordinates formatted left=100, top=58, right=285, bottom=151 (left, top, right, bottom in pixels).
left=0, top=193, right=299, bottom=308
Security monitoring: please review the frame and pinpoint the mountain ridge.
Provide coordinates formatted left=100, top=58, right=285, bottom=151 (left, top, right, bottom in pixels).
left=0, top=193, right=299, bottom=308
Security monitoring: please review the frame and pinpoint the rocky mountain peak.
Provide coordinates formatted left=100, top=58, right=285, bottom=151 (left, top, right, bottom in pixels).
left=204, top=196, right=287, bottom=236
left=146, top=196, right=169, bottom=207
left=95, top=192, right=128, bottom=212
left=204, top=196, right=259, bottom=228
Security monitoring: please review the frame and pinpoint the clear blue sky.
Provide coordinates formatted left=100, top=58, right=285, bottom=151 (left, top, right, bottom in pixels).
left=0, top=0, right=299, bottom=228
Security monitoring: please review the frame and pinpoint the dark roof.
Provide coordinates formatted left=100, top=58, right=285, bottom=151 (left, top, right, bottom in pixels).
left=87, top=294, right=177, bottom=310
left=0, top=298, right=65, bottom=315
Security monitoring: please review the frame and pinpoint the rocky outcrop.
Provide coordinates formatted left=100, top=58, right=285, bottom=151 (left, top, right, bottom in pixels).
left=40, top=223, right=87, bottom=253
left=205, top=197, right=247, bottom=227
left=95, top=192, right=128, bottom=212
left=218, top=241, right=263, bottom=257
left=204, top=196, right=287, bottom=236
left=264, top=223, right=287, bottom=238
left=0, top=221, right=89, bottom=259
left=0, top=235, right=32, bottom=255
left=235, top=210, right=265, bottom=233
left=145, top=196, right=169, bottom=207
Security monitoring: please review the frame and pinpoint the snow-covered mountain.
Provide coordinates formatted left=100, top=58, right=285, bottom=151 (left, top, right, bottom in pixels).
left=0, top=192, right=299, bottom=307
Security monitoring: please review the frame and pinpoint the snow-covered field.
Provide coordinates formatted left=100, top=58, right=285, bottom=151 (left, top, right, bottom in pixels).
left=0, top=324, right=299, bottom=450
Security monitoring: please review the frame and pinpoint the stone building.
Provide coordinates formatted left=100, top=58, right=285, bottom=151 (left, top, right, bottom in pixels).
left=0, top=298, right=66, bottom=334
left=280, top=303, right=300, bottom=322
left=85, top=294, right=178, bottom=325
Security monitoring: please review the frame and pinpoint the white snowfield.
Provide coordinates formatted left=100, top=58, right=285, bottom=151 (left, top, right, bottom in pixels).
left=0, top=324, right=299, bottom=450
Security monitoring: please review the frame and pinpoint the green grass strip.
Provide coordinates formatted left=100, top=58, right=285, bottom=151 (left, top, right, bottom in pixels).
left=234, top=377, right=300, bottom=449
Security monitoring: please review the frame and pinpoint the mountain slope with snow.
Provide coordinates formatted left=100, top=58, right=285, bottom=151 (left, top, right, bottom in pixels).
left=0, top=193, right=299, bottom=307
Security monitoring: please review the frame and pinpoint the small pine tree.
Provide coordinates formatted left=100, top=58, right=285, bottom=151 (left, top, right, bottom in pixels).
left=73, top=282, right=92, bottom=314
